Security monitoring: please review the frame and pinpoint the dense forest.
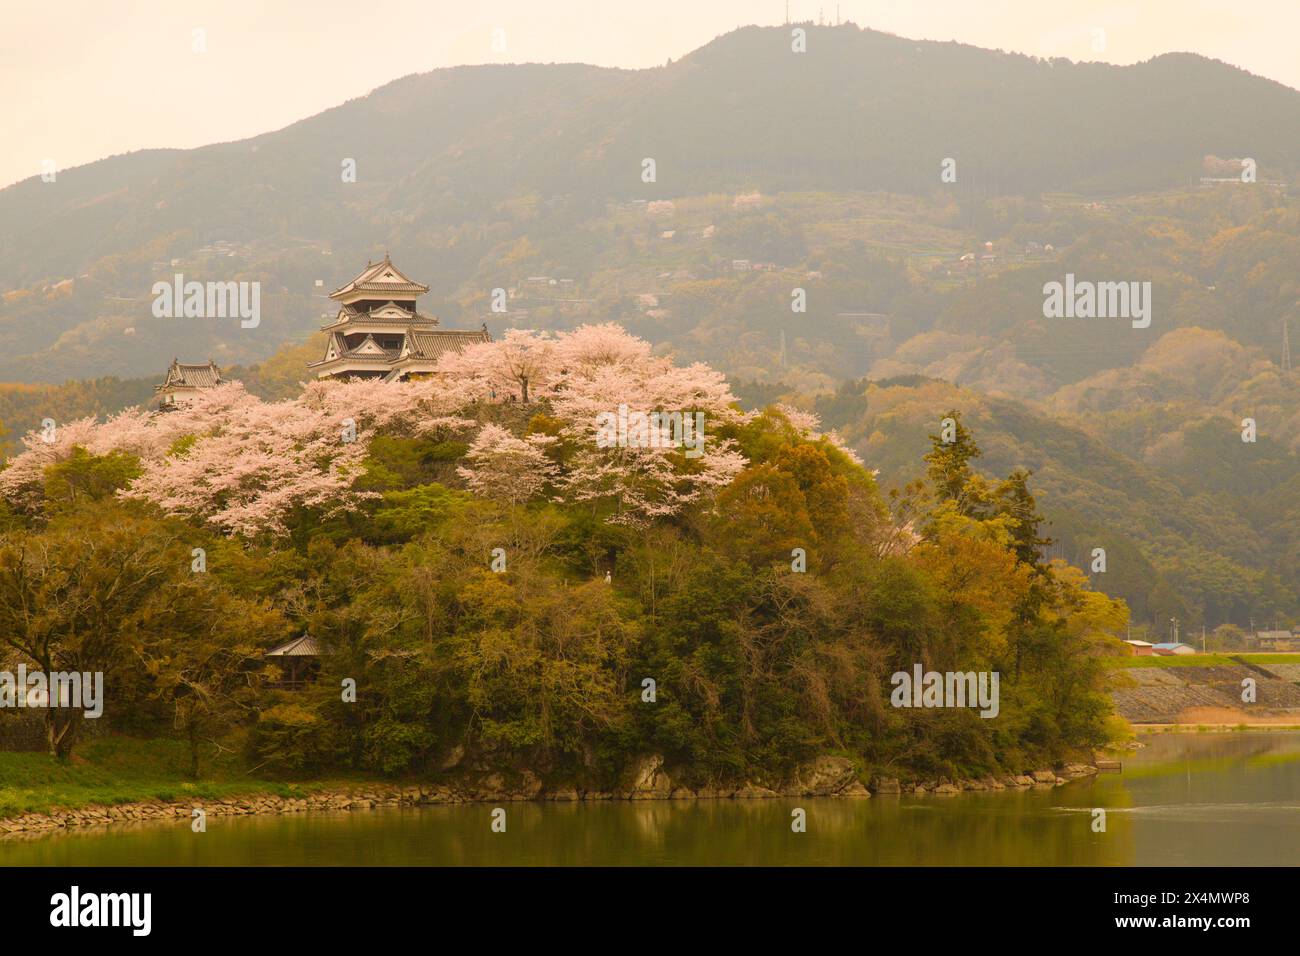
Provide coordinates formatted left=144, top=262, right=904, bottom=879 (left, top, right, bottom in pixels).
left=0, top=326, right=1124, bottom=788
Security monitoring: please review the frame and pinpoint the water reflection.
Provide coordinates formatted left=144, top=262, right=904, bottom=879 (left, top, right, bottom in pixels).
left=2, top=733, right=1297, bottom=866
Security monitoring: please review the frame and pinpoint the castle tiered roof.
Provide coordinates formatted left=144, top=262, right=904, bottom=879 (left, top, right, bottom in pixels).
left=320, top=300, right=439, bottom=334
left=328, top=256, right=429, bottom=303
left=310, top=256, right=490, bottom=381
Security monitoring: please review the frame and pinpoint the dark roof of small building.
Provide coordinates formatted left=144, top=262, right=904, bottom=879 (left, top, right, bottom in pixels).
left=266, top=636, right=321, bottom=657
left=155, top=359, right=223, bottom=392
left=403, top=327, right=491, bottom=361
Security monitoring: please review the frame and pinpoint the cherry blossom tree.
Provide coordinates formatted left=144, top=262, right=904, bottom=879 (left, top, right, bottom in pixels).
left=0, top=377, right=488, bottom=536
left=0, top=323, right=776, bottom=534
left=298, top=376, right=473, bottom=437
left=120, top=396, right=373, bottom=537
left=0, top=415, right=103, bottom=508
left=0, top=384, right=262, bottom=509
left=119, top=378, right=478, bottom=536
left=435, top=328, right=558, bottom=404
left=553, top=322, right=654, bottom=374
left=545, top=336, right=748, bottom=526
left=457, top=424, right=556, bottom=505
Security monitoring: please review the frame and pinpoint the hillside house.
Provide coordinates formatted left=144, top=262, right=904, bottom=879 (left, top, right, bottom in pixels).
left=1255, top=630, right=1299, bottom=651
left=265, top=636, right=322, bottom=690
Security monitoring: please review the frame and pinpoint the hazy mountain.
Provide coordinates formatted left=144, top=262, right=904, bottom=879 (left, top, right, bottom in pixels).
left=1, top=23, right=1298, bottom=384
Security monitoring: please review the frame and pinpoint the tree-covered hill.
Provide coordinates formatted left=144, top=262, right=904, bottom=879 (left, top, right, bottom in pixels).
left=809, top=373, right=1299, bottom=632
left=0, top=326, right=1125, bottom=787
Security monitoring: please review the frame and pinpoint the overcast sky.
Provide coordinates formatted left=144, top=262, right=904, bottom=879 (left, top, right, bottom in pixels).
left=5, top=0, right=1298, bottom=190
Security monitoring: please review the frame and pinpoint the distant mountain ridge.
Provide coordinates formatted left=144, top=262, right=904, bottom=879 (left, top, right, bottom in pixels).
left=0, top=23, right=1297, bottom=385
left=3, top=24, right=1299, bottom=288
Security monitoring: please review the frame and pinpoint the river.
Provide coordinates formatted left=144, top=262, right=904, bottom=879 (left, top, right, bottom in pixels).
left=2, top=733, right=1297, bottom=865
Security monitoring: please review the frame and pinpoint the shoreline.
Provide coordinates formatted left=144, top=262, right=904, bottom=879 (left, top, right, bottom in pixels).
left=0, top=761, right=1102, bottom=839
left=1134, top=722, right=1300, bottom=733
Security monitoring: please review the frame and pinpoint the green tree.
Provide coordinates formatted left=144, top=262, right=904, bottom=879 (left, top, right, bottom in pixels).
left=0, top=506, right=202, bottom=759
left=923, top=410, right=988, bottom=519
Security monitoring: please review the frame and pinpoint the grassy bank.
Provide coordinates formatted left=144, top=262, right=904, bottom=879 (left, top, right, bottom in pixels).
left=1107, top=653, right=1300, bottom=669
left=1107, top=654, right=1238, bottom=668
left=1134, top=723, right=1300, bottom=733
left=0, top=737, right=366, bottom=819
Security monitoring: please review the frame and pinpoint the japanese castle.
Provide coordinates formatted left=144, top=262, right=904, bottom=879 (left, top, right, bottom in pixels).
left=154, top=358, right=223, bottom=409
left=308, top=256, right=491, bottom=380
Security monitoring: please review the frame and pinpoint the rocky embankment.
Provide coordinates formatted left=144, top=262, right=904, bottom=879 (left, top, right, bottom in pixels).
left=0, top=755, right=1100, bottom=837
left=1110, top=663, right=1300, bottom=723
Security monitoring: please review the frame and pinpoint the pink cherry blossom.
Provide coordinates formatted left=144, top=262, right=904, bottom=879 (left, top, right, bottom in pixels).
left=457, top=424, right=557, bottom=505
